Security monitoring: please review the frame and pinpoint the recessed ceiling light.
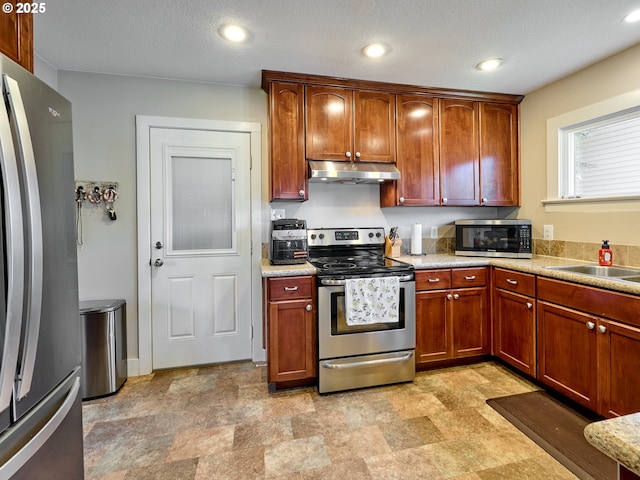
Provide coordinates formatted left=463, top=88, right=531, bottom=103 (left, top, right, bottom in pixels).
left=624, top=9, right=640, bottom=22
left=362, top=43, right=389, bottom=58
left=476, top=58, right=504, bottom=71
left=218, top=24, right=249, bottom=43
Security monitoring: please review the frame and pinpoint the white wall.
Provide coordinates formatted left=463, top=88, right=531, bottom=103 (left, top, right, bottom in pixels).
left=57, top=71, right=267, bottom=365
left=272, top=182, right=506, bottom=246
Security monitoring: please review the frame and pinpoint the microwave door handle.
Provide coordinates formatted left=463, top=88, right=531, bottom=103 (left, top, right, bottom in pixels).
left=4, top=75, right=43, bottom=400
left=0, top=76, right=26, bottom=412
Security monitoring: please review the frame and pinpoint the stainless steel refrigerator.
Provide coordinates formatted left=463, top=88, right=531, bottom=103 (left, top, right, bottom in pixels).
left=0, top=55, right=83, bottom=478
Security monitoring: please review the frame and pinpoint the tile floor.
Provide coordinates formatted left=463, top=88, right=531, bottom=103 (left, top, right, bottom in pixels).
left=82, top=361, right=578, bottom=479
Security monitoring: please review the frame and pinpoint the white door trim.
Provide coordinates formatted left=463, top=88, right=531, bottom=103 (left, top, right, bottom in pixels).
left=136, top=115, right=262, bottom=375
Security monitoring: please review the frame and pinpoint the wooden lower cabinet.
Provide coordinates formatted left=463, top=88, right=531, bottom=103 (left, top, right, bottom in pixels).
left=265, top=276, right=316, bottom=386
left=494, top=289, right=536, bottom=376
left=537, top=276, right=640, bottom=417
left=598, top=319, right=640, bottom=417
left=493, top=268, right=536, bottom=376
left=537, top=300, right=598, bottom=412
left=416, top=268, right=489, bottom=367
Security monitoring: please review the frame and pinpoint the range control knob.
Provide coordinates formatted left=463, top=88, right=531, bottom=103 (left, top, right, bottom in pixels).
left=376, top=232, right=382, bottom=238
left=310, top=234, right=316, bottom=240
left=368, top=232, right=374, bottom=238
left=319, top=233, right=325, bottom=240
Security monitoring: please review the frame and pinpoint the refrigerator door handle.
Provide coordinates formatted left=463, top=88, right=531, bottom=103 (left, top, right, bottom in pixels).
left=4, top=75, right=44, bottom=400
left=0, top=75, right=26, bottom=412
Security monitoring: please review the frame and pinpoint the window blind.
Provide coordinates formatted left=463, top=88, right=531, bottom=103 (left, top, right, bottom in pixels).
left=572, top=115, right=640, bottom=198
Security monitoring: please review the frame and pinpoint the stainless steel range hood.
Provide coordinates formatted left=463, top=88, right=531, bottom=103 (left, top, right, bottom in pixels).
left=308, top=160, right=400, bottom=184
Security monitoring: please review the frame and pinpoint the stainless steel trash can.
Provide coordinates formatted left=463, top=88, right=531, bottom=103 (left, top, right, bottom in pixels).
left=80, top=299, right=127, bottom=400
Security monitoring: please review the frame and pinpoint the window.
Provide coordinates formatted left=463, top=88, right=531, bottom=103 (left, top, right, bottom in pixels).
left=559, top=107, right=640, bottom=199
left=545, top=88, right=640, bottom=210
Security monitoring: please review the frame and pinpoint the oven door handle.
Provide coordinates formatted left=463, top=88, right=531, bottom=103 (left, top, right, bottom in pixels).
left=321, top=351, right=414, bottom=370
left=320, top=274, right=413, bottom=286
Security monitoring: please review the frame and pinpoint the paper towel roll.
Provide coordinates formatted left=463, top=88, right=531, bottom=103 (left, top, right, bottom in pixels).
left=411, top=223, right=422, bottom=255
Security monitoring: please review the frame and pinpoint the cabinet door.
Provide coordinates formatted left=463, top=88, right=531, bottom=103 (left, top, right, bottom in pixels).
left=451, top=287, right=489, bottom=358
left=383, top=95, right=439, bottom=206
left=439, top=99, right=479, bottom=206
left=305, top=85, right=353, bottom=161
left=0, top=3, right=32, bottom=72
left=267, top=299, right=316, bottom=383
left=353, top=90, right=396, bottom=162
left=537, top=301, right=598, bottom=411
left=479, top=103, right=519, bottom=206
left=598, top=320, right=640, bottom=417
left=416, top=290, right=449, bottom=364
left=494, top=289, right=536, bottom=376
left=269, top=82, right=307, bottom=200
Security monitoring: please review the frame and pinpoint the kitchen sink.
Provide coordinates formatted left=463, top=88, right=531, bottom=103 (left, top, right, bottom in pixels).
left=546, top=264, right=640, bottom=282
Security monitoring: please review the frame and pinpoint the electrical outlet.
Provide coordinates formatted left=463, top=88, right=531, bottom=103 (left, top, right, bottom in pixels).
left=430, top=226, right=438, bottom=239
left=543, top=224, right=554, bottom=240
left=270, top=209, right=285, bottom=220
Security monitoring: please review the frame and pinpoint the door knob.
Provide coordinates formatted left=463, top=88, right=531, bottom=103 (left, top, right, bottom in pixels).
left=155, top=241, right=163, bottom=249
left=153, top=259, right=164, bottom=267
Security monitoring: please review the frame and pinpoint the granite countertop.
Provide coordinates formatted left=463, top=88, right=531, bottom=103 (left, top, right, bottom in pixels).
left=262, top=254, right=640, bottom=295
left=584, top=413, right=640, bottom=475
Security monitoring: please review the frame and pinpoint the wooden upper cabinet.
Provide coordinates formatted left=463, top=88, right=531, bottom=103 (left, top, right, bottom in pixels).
left=439, top=99, right=480, bottom=206
left=305, top=85, right=353, bottom=161
left=352, top=90, right=395, bottom=162
left=381, top=95, right=439, bottom=206
left=480, top=103, right=519, bottom=206
left=305, top=86, right=395, bottom=163
left=268, top=82, right=307, bottom=201
left=0, top=5, right=33, bottom=72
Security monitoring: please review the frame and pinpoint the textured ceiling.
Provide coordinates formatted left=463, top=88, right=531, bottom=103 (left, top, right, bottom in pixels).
left=34, top=0, right=640, bottom=95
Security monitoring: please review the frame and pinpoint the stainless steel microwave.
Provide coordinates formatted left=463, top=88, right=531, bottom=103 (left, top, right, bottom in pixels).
left=455, top=219, right=532, bottom=258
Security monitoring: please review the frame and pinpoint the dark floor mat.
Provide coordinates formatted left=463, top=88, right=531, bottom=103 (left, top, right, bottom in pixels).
left=487, top=391, right=616, bottom=480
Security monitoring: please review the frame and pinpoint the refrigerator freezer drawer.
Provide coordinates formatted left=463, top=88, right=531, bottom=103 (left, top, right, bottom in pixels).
left=0, top=369, right=83, bottom=479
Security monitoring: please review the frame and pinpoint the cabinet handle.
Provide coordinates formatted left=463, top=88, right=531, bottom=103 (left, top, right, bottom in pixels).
left=298, top=189, right=305, bottom=197
left=355, top=151, right=361, bottom=158
left=453, top=293, right=459, bottom=300
left=526, top=302, right=533, bottom=309
left=506, top=279, right=518, bottom=285
left=482, top=197, right=488, bottom=204
left=586, top=321, right=595, bottom=330
left=305, top=304, right=312, bottom=312
left=427, top=278, right=440, bottom=283
left=399, top=196, right=405, bottom=203
left=464, top=275, right=476, bottom=281
left=598, top=325, right=607, bottom=334
left=345, top=151, right=352, bottom=158
left=447, top=294, right=453, bottom=300
left=442, top=197, right=448, bottom=204
left=284, top=286, right=299, bottom=291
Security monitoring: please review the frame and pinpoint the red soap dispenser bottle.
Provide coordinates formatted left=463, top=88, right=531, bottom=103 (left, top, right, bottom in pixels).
left=599, top=240, right=613, bottom=266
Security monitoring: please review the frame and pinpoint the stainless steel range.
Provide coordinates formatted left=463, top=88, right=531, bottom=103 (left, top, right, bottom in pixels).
left=307, top=227, right=416, bottom=394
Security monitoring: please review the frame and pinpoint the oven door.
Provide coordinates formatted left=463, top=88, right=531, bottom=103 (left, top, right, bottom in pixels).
left=317, top=276, right=416, bottom=360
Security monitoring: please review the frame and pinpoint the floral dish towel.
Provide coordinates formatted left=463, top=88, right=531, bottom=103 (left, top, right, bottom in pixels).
left=345, top=276, right=399, bottom=326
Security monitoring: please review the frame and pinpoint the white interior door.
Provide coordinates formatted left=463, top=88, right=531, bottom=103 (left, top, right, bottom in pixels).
left=149, top=127, right=252, bottom=369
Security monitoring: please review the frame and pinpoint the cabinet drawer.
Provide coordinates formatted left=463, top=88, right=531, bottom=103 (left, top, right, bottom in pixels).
left=267, top=276, right=315, bottom=301
left=416, top=269, right=451, bottom=290
left=537, top=276, right=640, bottom=328
left=494, top=268, right=535, bottom=296
left=451, top=267, right=487, bottom=288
